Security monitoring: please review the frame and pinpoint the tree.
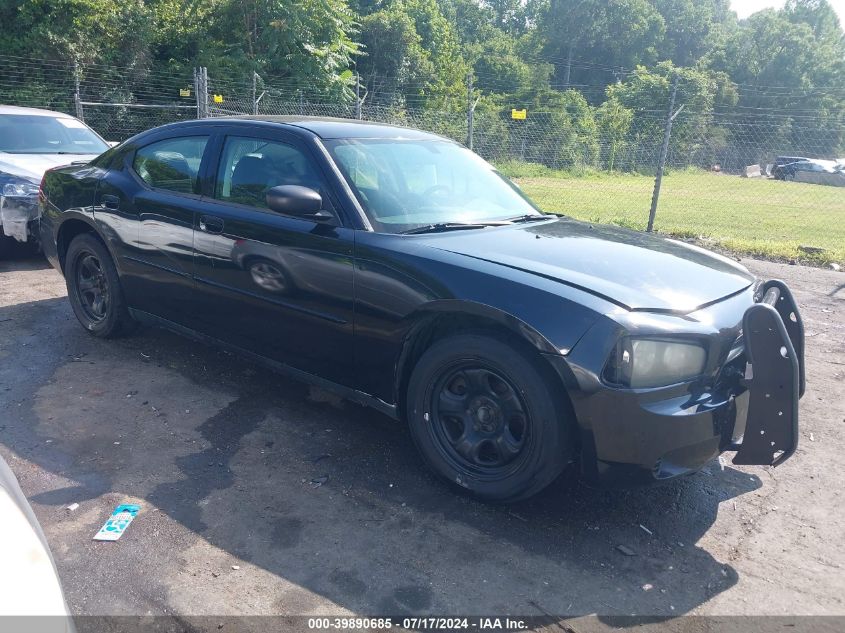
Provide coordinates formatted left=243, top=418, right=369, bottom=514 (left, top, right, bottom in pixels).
left=503, top=88, right=600, bottom=168
left=356, top=0, right=468, bottom=108
left=0, top=0, right=151, bottom=66
left=357, top=5, right=434, bottom=104
left=650, top=0, right=732, bottom=66
left=596, top=97, right=633, bottom=170
left=481, top=0, right=529, bottom=35
left=784, top=0, right=842, bottom=41
left=707, top=5, right=845, bottom=161
left=605, top=62, right=736, bottom=169
left=209, top=0, right=358, bottom=97
left=540, top=0, right=665, bottom=93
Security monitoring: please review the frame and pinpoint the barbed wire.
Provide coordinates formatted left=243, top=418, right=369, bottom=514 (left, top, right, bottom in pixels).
left=2, top=54, right=843, bottom=258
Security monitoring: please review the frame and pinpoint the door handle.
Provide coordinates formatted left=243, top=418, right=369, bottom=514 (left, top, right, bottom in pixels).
left=199, top=215, right=224, bottom=234
left=100, top=194, right=120, bottom=210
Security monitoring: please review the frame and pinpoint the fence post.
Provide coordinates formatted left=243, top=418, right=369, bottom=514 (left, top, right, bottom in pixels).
left=203, top=67, right=210, bottom=118
left=298, top=90, right=304, bottom=116
left=193, top=68, right=200, bottom=118
left=466, top=74, right=474, bottom=149
left=73, top=61, right=84, bottom=121
left=647, top=72, right=679, bottom=232
left=355, top=73, right=362, bottom=120
left=252, top=71, right=258, bottom=115
left=194, top=67, right=209, bottom=119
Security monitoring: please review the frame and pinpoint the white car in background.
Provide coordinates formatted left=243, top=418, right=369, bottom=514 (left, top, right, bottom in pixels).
left=0, top=105, right=109, bottom=257
left=0, top=455, right=74, bottom=631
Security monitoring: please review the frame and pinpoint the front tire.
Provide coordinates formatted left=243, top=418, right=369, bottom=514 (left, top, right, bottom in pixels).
left=406, top=334, right=574, bottom=502
left=65, top=233, right=137, bottom=338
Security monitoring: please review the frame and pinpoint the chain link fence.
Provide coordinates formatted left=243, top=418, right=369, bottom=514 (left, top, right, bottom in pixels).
left=1, top=55, right=843, bottom=264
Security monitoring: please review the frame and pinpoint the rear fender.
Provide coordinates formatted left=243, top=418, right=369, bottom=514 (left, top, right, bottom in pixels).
left=55, top=212, right=122, bottom=275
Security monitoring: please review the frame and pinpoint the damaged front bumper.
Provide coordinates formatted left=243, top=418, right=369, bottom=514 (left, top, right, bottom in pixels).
left=0, top=183, right=39, bottom=242
left=557, top=279, right=804, bottom=485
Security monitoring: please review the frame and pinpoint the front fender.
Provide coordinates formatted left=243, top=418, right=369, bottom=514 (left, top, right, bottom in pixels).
left=405, top=299, right=561, bottom=354
left=391, top=297, right=597, bottom=412
left=352, top=232, right=613, bottom=405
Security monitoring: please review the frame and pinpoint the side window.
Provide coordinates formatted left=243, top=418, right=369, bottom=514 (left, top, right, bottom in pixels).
left=133, top=136, right=209, bottom=194
left=214, top=136, right=332, bottom=211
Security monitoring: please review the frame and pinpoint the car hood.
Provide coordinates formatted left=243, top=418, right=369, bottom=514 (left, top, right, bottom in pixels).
left=422, top=217, right=755, bottom=313
left=0, top=152, right=99, bottom=183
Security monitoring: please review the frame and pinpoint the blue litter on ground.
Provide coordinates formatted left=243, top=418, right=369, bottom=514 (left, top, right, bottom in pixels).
left=93, top=504, right=140, bottom=541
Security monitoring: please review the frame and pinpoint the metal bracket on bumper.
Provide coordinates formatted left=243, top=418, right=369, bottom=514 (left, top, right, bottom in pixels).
left=731, top=280, right=803, bottom=467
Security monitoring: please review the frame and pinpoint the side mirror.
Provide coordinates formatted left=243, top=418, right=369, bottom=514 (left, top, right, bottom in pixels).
left=266, top=185, right=334, bottom=223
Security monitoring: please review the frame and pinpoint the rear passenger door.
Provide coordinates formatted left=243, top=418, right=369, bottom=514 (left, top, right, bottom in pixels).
left=101, top=133, right=212, bottom=323
left=190, top=128, right=356, bottom=387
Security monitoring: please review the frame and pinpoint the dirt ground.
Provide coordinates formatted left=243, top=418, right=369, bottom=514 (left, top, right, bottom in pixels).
left=1, top=251, right=843, bottom=626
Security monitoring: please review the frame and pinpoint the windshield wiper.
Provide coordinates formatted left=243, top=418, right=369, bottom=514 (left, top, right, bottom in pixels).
left=399, top=222, right=506, bottom=235
left=504, top=213, right=554, bottom=223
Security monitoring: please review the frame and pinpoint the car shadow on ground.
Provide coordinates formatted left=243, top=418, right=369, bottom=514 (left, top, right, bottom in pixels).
left=0, top=294, right=760, bottom=622
left=0, top=241, right=47, bottom=269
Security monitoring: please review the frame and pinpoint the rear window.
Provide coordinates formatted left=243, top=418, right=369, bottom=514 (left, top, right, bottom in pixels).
left=0, top=113, right=109, bottom=154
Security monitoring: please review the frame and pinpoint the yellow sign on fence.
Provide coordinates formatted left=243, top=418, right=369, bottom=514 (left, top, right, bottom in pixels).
left=179, top=88, right=191, bottom=97
left=511, top=108, right=527, bottom=120
left=213, top=94, right=224, bottom=103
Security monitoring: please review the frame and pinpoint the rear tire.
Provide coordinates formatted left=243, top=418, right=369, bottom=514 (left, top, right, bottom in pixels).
left=406, top=333, right=574, bottom=502
left=65, top=233, right=137, bottom=338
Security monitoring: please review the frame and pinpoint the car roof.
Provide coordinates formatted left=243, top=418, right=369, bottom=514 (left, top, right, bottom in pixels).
left=0, top=105, right=76, bottom=118
left=216, top=115, right=450, bottom=141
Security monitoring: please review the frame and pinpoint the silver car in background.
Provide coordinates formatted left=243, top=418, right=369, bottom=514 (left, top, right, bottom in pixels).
left=0, top=105, right=109, bottom=256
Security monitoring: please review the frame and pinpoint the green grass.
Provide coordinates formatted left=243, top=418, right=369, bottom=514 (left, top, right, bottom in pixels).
left=507, top=169, right=845, bottom=266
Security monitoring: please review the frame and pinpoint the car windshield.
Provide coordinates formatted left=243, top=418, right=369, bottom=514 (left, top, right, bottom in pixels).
left=0, top=114, right=109, bottom=154
left=325, top=138, right=542, bottom=233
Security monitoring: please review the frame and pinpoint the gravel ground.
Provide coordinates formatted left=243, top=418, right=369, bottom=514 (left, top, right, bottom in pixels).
left=0, top=252, right=843, bottom=626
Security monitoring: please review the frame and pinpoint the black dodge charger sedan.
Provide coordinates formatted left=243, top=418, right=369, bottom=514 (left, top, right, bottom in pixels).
left=39, top=117, right=804, bottom=501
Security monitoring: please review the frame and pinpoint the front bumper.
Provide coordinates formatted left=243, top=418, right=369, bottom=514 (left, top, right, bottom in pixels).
left=0, top=193, right=40, bottom=243
left=557, top=280, right=804, bottom=485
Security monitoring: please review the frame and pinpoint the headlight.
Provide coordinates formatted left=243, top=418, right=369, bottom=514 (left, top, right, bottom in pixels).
left=2, top=181, right=40, bottom=198
left=604, top=338, right=707, bottom=389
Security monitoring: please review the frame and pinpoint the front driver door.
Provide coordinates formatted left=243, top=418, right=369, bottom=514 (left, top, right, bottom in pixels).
left=191, top=129, right=356, bottom=388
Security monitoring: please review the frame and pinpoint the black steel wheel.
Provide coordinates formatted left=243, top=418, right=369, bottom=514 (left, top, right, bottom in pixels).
left=431, top=364, right=530, bottom=476
left=74, top=252, right=110, bottom=322
left=407, top=333, right=574, bottom=502
left=65, top=233, right=137, bottom=338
